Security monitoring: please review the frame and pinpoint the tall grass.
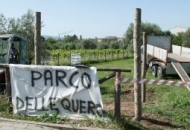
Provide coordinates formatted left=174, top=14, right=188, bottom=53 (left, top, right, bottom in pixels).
left=89, top=58, right=133, bottom=102
left=1, top=58, right=190, bottom=129
left=90, top=58, right=190, bottom=129
left=144, top=85, right=190, bottom=128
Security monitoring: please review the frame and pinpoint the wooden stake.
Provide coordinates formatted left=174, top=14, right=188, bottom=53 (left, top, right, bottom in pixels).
left=141, top=32, right=147, bottom=102
left=133, top=8, right=142, bottom=121
left=114, top=71, right=121, bottom=121
left=5, top=67, right=11, bottom=103
left=34, top=12, right=41, bottom=65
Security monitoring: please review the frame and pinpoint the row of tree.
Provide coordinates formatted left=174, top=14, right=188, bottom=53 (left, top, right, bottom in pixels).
left=0, top=10, right=190, bottom=61
left=45, top=37, right=124, bottom=50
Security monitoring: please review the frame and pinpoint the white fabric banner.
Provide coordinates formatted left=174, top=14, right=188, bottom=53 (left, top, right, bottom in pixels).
left=9, top=64, right=103, bottom=118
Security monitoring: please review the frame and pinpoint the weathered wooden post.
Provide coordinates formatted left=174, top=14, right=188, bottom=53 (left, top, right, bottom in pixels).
left=34, top=12, right=41, bottom=65
left=142, top=32, right=147, bottom=102
left=97, top=68, right=131, bottom=120
left=5, top=67, right=11, bottom=103
left=58, top=53, right=60, bottom=65
left=114, top=71, right=121, bottom=120
left=133, top=8, right=142, bottom=121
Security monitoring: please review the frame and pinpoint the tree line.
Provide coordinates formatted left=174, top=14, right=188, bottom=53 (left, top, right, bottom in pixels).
left=1, top=10, right=190, bottom=63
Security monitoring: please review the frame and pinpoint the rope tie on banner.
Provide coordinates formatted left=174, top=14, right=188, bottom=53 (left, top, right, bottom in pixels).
left=122, top=77, right=190, bottom=91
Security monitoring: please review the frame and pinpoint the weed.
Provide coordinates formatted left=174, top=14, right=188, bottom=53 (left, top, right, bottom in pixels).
left=0, top=94, right=11, bottom=116
left=1, top=58, right=190, bottom=129
left=144, top=85, right=190, bottom=128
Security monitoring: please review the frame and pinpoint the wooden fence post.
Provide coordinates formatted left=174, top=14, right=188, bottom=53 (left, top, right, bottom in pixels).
left=133, top=8, right=142, bottom=121
left=58, top=53, right=60, bottom=65
left=114, top=71, right=121, bottom=120
left=142, top=32, right=147, bottom=102
left=5, top=67, right=11, bottom=103
left=34, top=12, right=41, bottom=65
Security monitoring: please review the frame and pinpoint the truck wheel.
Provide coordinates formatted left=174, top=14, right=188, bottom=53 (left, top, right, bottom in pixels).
left=157, top=66, right=163, bottom=78
left=152, top=65, right=158, bottom=77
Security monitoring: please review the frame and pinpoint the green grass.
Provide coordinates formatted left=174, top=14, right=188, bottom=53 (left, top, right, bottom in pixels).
left=1, top=58, right=190, bottom=129
left=89, top=58, right=133, bottom=102
left=144, top=85, right=190, bottom=128
left=89, top=58, right=190, bottom=129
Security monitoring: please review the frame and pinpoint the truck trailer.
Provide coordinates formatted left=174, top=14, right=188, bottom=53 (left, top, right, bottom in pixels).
left=143, top=36, right=190, bottom=82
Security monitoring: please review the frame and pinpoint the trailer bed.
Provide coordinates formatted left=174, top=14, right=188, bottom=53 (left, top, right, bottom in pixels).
left=167, top=53, right=190, bottom=63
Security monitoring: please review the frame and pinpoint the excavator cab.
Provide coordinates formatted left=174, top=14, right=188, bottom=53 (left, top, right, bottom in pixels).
left=0, top=34, right=29, bottom=92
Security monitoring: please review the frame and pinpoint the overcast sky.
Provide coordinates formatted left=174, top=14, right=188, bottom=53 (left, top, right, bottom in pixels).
left=1, top=0, right=189, bottom=38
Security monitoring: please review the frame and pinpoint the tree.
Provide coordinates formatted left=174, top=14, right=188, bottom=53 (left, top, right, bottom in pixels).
left=124, top=23, right=134, bottom=47
left=172, top=32, right=184, bottom=46
left=97, top=42, right=109, bottom=49
left=0, top=9, right=35, bottom=60
left=76, top=39, right=97, bottom=49
left=124, top=22, right=169, bottom=52
left=109, top=41, right=120, bottom=49
left=41, top=41, right=51, bottom=65
left=45, top=37, right=57, bottom=44
left=161, top=30, right=172, bottom=36
left=63, top=35, right=78, bottom=43
left=182, top=28, right=190, bottom=47
left=141, top=22, right=162, bottom=36
left=0, top=14, right=21, bottom=34
left=63, top=42, right=76, bottom=50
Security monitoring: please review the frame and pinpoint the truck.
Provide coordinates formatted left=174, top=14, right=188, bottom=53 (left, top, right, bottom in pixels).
left=0, top=34, right=29, bottom=92
left=143, top=36, right=190, bottom=82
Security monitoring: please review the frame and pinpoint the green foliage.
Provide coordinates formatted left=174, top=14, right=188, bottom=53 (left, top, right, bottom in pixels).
left=77, top=39, right=97, bottom=49
left=0, top=95, right=10, bottom=116
left=172, top=32, right=184, bottom=46
left=3, top=59, right=190, bottom=129
left=124, top=23, right=133, bottom=47
left=63, top=35, right=78, bottom=43
left=127, top=43, right=134, bottom=54
left=63, top=42, right=76, bottom=50
left=97, top=42, right=109, bottom=50
left=41, top=42, right=51, bottom=65
left=141, top=22, right=163, bottom=36
left=182, top=28, right=190, bottom=47
left=45, top=37, right=57, bottom=44
left=0, top=9, right=35, bottom=60
left=51, top=49, right=130, bottom=65
left=109, top=41, right=120, bottom=49
left=124, top=22, right=172, bottom=52
left=37, top=112, right=62, bottom=123
left=89, top=58, right=133, bottom=100
left=118, top=41, right=125, bottom=49
left=91, top=58, right=190, bottom=129
left=161, top=30, right=172, bottom=36
left=144, top=86, right=190, bottom=128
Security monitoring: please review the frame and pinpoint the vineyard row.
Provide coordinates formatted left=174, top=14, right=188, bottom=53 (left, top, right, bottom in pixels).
left=50, top=49, right=131, bottom=65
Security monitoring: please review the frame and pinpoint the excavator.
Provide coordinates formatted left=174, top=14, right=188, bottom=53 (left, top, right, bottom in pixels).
left=0, top=34, right=29, bottom=92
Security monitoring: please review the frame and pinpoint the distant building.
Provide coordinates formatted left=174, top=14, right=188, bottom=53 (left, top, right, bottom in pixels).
left=97, top=38, right=103, bottom=42
left=97, top=36, right=123, bottom=42
left=169, top=27, right=187, bottom=35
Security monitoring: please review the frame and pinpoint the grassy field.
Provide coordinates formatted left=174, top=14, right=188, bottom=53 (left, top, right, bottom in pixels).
left=89, top=58, right=190, bottom=130
left=0, top=58, right=190, bottom=130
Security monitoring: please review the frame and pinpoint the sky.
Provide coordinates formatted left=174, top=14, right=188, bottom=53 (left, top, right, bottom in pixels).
left=1, top=0, right=190, bottom=38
